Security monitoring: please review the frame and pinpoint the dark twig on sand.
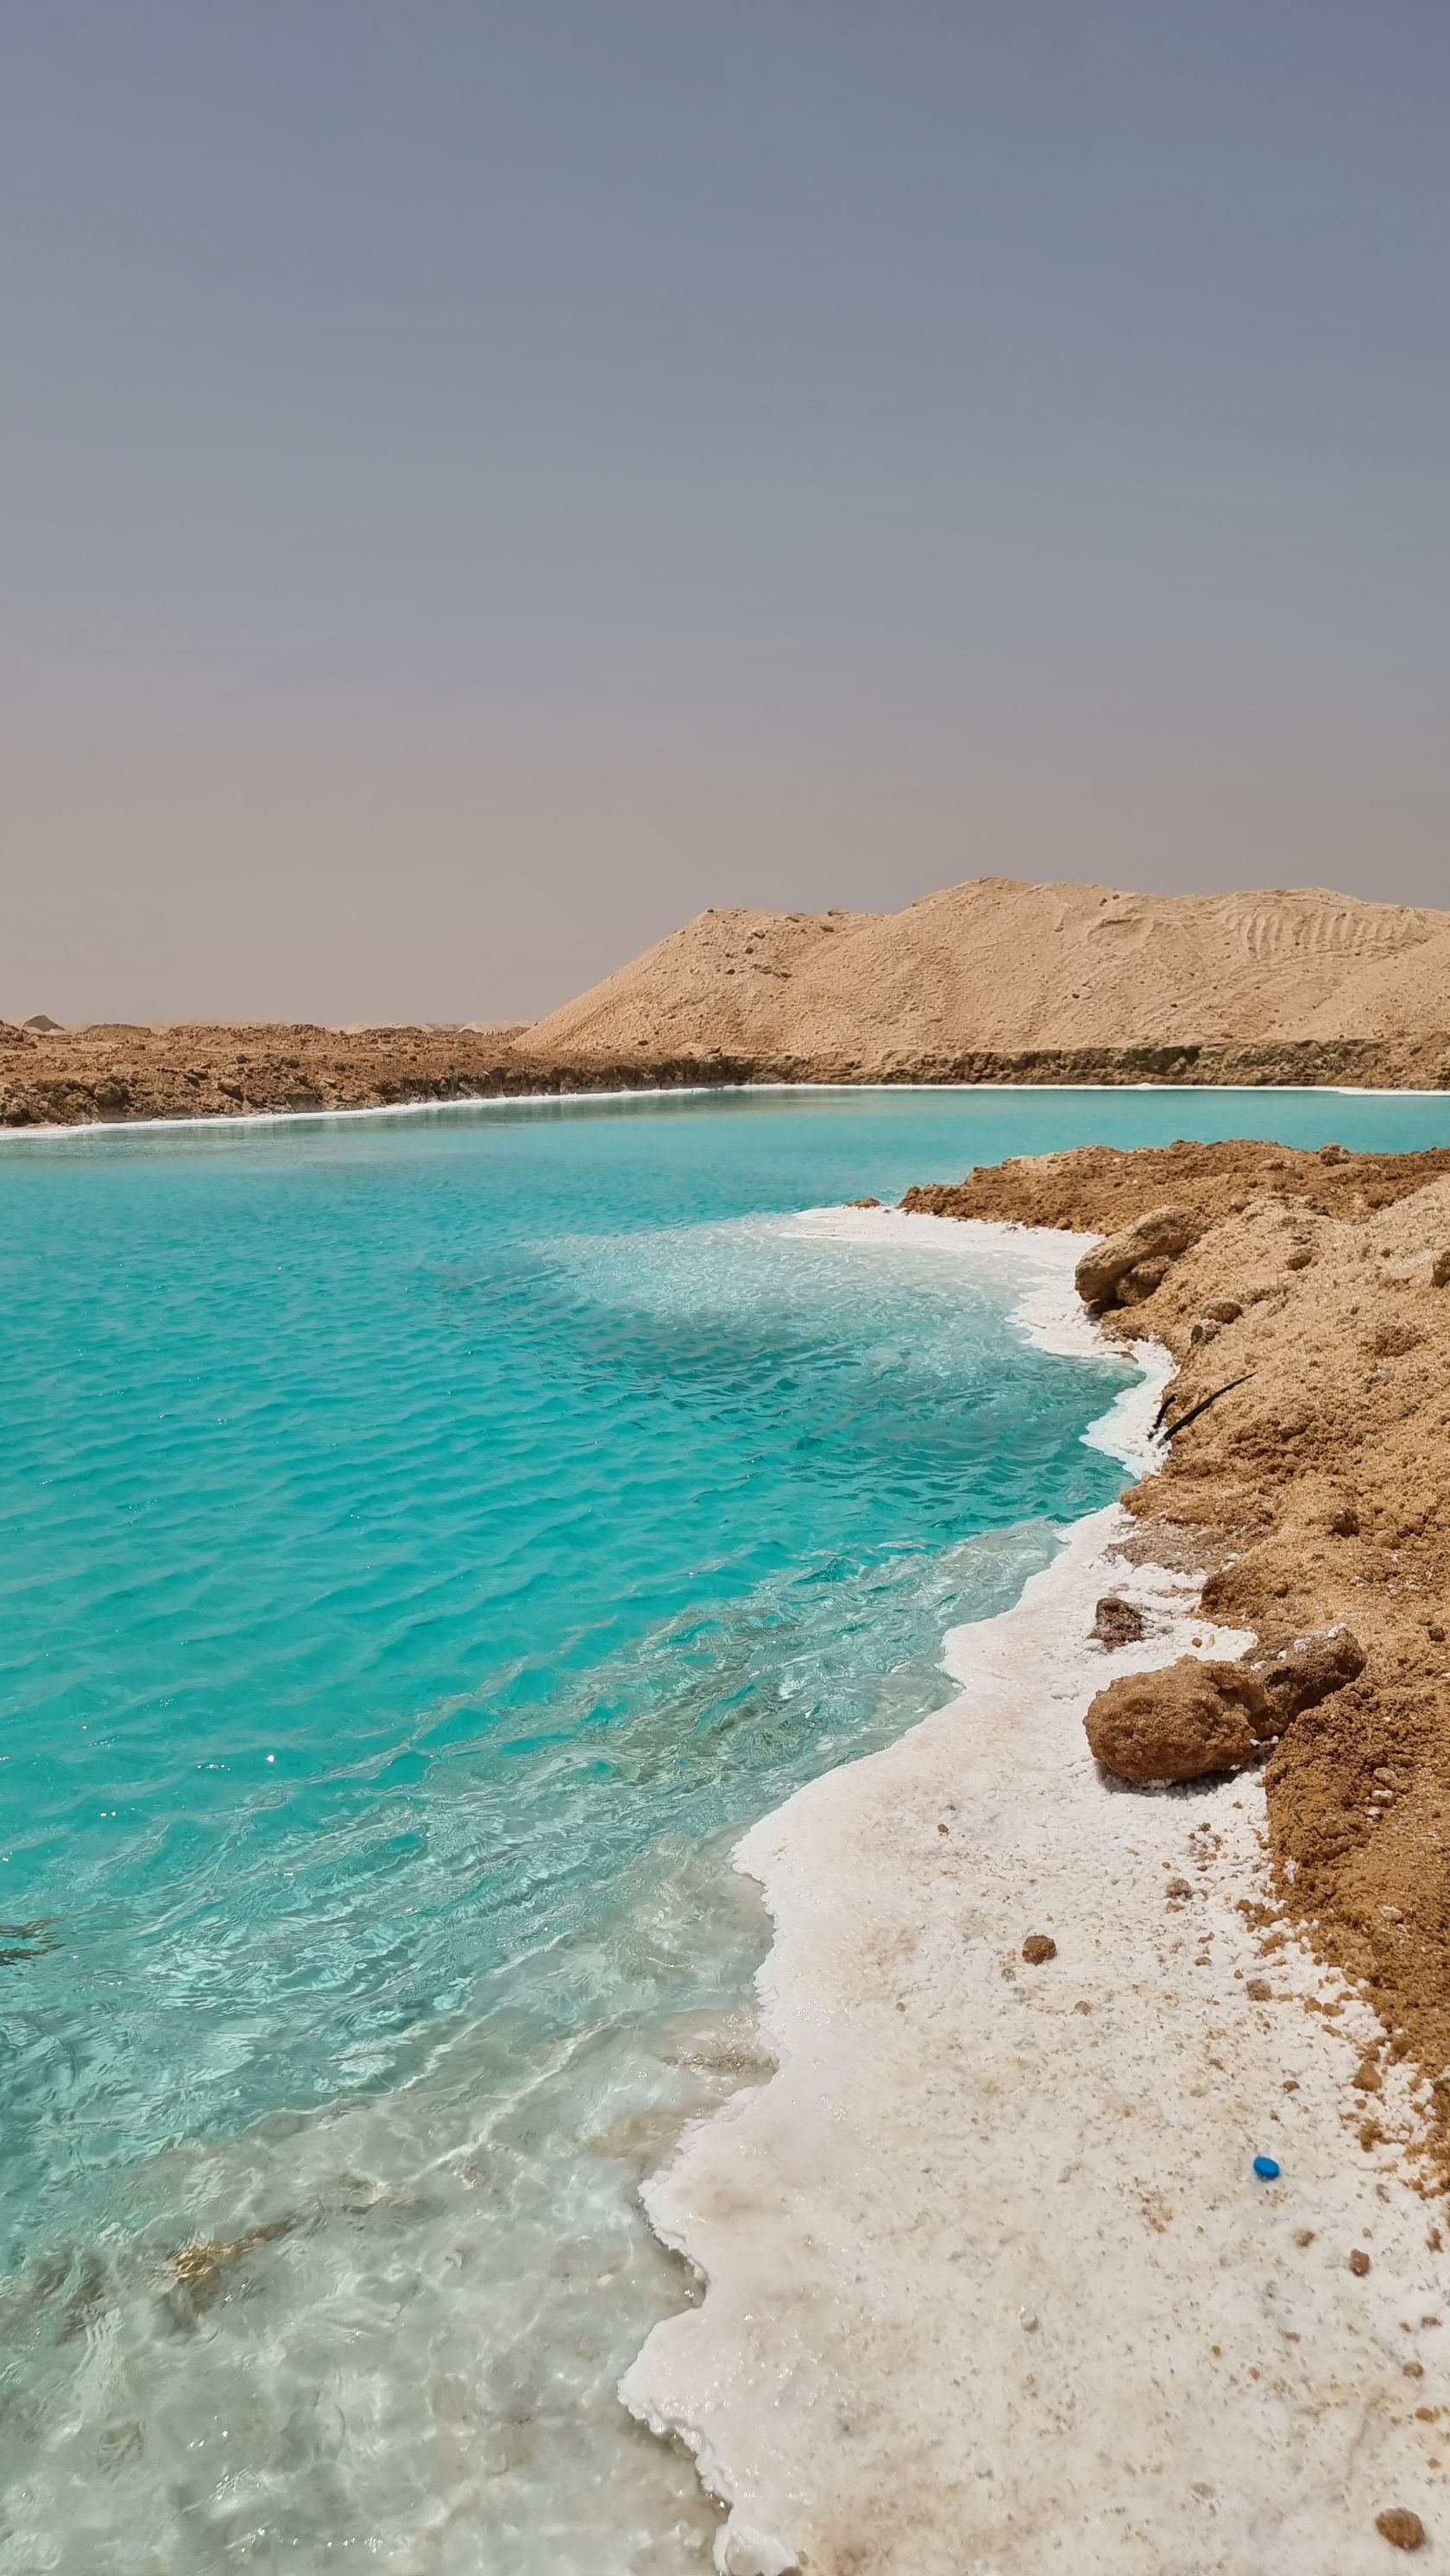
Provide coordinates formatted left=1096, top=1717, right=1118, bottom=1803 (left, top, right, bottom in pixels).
left=1155, top=1372, right=1256, bottom=1440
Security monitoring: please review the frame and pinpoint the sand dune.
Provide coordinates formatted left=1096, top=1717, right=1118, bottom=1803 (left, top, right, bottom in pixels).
left=9, top=878, right=1450, bottom=1130
left=523, top=877, right=1450, bottom=1069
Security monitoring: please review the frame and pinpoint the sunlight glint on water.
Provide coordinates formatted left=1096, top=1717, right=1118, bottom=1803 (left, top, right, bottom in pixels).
left=3, top=1085, right=1449, bottom=2572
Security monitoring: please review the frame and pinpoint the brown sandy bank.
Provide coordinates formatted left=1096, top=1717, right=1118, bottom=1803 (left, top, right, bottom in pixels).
left=5, top=1020, right=1450, bottom=1130
left=905, top=1140, right=1450, bottom=2183
left=0, top=1022, right=539, bottom=1129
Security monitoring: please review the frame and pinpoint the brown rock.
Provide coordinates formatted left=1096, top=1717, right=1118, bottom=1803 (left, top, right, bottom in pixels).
left=1084, top=1657, right=1274, bottom=1783
left=1350, top=2247, right=1372, bottom=2276
left=1203, top=1297, right=1244, bottom=1323
left=1074, top=1207, right=1205, bottom=1312
left=1021, top=1935, right=1057, bottom=1964
left=1375, top=2506, right=1426, bottom=2549
left=1115, top=1255, right=1173, bottom=1304
left=1091, top=1594, right=1147, bottom=1649
left=1251, top=1626, right=1366, bottom=1722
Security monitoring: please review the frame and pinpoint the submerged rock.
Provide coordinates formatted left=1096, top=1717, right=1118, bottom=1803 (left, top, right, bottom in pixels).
left=1085, top=1657, right=1274, bottom=1783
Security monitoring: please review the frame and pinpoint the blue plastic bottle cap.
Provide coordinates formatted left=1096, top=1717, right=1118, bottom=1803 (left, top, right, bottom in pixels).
left=1252, top=2155, right=1281, bottom=2181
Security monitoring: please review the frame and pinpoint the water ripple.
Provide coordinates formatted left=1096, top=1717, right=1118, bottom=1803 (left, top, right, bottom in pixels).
left=7, top=1086, right=1433, bottom=2567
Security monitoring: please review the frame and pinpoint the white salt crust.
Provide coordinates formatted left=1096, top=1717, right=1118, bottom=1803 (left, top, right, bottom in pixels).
left=623, top=1211, right=1448, bottom=2576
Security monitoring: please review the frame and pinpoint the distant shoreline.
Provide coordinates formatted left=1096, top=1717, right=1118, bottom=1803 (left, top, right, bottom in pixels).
left=8, top=1071, right=1450, bottom=1147
left=4, top=1021, right=1450, bottom=1134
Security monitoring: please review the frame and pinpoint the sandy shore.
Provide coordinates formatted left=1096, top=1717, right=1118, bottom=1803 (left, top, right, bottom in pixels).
left=913, top=1139, right=1450, bottom=2176
left=624, top=1207, right=1449, bottom=2573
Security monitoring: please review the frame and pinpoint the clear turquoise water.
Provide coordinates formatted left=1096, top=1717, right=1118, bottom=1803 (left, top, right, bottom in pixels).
left=3, top=1083, right=1448, bottom=2573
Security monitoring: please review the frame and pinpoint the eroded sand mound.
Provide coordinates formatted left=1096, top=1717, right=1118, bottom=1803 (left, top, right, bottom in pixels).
left=523, top=877, right=1450, bottom=1070
left=519, top=905, right=879, bottom=1061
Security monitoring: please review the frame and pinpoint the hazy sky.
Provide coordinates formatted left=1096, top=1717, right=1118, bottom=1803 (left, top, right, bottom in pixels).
left=4, top=2, right=1448, bottom=1023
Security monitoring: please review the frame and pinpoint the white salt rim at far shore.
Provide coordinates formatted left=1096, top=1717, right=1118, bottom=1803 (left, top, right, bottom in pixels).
left=4, top=1074, right=1448, bottom=1146
left=623, top=1209, right=1445, bottom=2576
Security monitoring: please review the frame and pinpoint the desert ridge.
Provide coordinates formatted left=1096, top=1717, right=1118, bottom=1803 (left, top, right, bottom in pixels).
left=8, top=877, right=1450, bottom=1127
left=521, top=877, right=1450, bottom=1068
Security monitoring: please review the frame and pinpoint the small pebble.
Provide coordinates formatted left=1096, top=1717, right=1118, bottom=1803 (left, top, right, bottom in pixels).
left=1375, top=2505, right=1427, bottom=2550
left=1351, top=2248, right=1372, bottom=2276
left=1252, top=2156, right=1281, bottom=2181
left=1021, top=1935, right=1056, bottom=1965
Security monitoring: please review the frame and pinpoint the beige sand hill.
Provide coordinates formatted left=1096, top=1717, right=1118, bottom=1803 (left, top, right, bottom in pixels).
left=522, top=904, right=880, bottom=1061
left=522, top=877, right=1450, bottom=1070
left=9, top=878, right=1450, bottom=1129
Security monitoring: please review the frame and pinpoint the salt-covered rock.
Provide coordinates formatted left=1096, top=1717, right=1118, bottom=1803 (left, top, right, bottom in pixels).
left=718, top=2522, right=801, bottom=2576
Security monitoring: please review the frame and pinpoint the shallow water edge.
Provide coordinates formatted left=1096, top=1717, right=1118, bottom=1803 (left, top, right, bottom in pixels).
left=624, top=1216, right=1447, bottom=2576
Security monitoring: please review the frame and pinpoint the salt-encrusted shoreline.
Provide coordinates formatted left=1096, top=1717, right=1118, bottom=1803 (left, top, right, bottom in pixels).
left=623, top=1215, right=1446, bottom=2575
